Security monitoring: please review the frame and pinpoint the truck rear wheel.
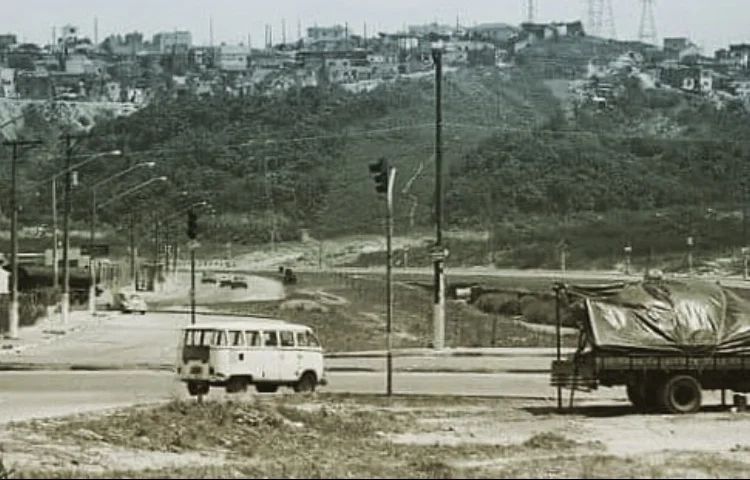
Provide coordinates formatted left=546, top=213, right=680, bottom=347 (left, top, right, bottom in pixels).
left=225, top=377, right=248, bottom=394
left=659, top=375, right=702, bottom=414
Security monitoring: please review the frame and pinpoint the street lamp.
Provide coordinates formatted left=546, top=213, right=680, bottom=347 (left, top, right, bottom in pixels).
left=97, top=176, right=168, bottom=289
left=87, top=161, right=156, bottom=313
left=33, top=148, right=122, bottom=324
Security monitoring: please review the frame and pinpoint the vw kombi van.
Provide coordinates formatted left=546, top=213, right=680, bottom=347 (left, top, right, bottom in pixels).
left=176, top=316, right=327, bottom=396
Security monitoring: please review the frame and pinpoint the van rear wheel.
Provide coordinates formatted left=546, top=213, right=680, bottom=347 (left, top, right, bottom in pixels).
left=294, top=372, right=317, bottom=393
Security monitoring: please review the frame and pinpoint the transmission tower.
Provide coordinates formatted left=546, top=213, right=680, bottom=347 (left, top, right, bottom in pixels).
left=586, top=0, right=616, bottom=39
left=638, top=0, right=657, bottom=45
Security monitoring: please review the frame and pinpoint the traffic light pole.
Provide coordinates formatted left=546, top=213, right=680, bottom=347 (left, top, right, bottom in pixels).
left=190, top=248, right=196, bottom=325
left=385, top=167, right=396, bottom=396
left=432, top=47, right=446, bottom=350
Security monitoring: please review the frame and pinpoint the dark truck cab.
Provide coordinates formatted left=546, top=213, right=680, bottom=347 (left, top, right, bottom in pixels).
left=551, top=278, right=750, bottom=414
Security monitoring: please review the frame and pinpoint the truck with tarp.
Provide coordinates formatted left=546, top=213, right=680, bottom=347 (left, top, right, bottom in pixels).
left=550, top=278, right=750, bottom=414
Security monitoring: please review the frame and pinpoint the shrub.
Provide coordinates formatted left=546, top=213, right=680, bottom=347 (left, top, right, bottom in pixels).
left=474, top=292, right=522, bottom=316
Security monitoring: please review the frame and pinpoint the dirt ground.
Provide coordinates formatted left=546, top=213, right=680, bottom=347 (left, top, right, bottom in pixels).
left=4, top=394, right=750, bottom=478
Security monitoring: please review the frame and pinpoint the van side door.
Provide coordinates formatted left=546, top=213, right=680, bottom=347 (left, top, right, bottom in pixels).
left=261, top=330, right=281, bottom=381
left=278, top=330, right=298, bottom=381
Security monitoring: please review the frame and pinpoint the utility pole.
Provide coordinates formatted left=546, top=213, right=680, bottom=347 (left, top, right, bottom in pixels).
left=52, top=177, right=59, bottom=289
left=4, top=139, right=42, bottom=339
left=61, top=135, right=73, bottom=325
left=431, top=46, right=446, bottom=350
left=129, top=210, right=136, bottom=287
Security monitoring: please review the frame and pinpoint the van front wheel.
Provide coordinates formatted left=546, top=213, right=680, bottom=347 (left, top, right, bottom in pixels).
left=294, top=372, right=317, bottom=393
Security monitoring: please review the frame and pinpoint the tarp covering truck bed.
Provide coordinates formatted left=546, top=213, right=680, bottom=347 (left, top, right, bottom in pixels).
left=567, top=279, right=750, bottom=355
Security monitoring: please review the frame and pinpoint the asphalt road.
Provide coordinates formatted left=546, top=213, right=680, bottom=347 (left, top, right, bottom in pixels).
left=0, top=369, right=628, bottom=424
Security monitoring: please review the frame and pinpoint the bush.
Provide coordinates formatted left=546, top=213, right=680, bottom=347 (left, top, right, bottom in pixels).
left=0, top=288, right=61, bottom=333
left=519, top=294, right=577, bottom=328
left=474, top=293, right=522, bottom=316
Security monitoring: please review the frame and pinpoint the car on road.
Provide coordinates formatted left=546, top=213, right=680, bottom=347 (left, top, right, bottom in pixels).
left=113, top=292, right=147, bottom=315
left=218, top=274, right=233, bottom=288
left=201, top=272, right=217, bottom=284
left=177, top=317, right=327, bottom=397
left=230, top=275, right=248, bottom=289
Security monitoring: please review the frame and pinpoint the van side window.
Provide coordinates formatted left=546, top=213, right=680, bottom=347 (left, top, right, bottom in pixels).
left=213, top=330, right=227, bottom=346
left=296, top=332, right=309, bottom=347
left=230, top=331, right=244, bottom=346
left=307, top=331, right=321, bottom=347
left=264, top=331, right=278, bottom=347
left=280, top=331, right=295, bottom=347
left=245, top=330, right=261, bottom=347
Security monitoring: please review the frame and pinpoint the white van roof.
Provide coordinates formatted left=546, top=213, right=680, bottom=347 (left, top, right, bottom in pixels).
left=181, top=316, right=312, bottom=332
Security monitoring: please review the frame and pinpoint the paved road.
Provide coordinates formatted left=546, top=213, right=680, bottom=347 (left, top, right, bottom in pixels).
left=0, top=369, right=627, bottom=424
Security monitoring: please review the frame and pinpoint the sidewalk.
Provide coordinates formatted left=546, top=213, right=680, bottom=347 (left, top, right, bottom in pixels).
left=0, top=308, right=110, bottom=357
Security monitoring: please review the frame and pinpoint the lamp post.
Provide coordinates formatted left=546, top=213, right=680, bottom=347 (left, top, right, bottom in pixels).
left=36, top=146, right=122, bottom=324
left=624, top=245, right=632, bottom=276
left=87, top=161, right=155, bottom=312
left=97, top=176, right=168, bottom=291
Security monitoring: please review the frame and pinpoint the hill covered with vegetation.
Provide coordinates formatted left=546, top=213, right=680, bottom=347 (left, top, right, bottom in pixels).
left=4, top=35, right=750, bottom=272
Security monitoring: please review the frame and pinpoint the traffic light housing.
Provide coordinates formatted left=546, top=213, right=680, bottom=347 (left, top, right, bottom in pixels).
left=369, top=158, right=388, bottom=194
left=187, top=210, right=198, bottom=239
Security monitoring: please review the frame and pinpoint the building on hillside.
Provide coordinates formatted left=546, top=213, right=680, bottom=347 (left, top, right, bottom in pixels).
left=407, top=23, right=454, bottom=37
left=152, top=31, right=192, bottom=53
left=15, top=70, right=52, bottom=99
left=550, top=21, right=586, bottom=38
left=0, top=34, right=17, bottom=51
left=307, top=25, right=346, bottom=43
left=467, top=23, right=518, bottom=44
left=101, top=32, right=144, bottom=56
left=0, top=67, right=16, bottom=97
left=728, top=44, right=750, bottom=69
left=730, top=78, right=750, bottom=98
left=216, top=44, right=250, bottom=71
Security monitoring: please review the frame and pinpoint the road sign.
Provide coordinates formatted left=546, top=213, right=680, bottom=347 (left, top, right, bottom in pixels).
left=430, top=247, right=449, bottom=261
left=187, top=240, right=201, bottom=251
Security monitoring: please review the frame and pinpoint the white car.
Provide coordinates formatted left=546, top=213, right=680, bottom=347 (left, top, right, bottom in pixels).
left=176, top=317, right=327, bottom=396
left=113, top=292, right=147, bottom=315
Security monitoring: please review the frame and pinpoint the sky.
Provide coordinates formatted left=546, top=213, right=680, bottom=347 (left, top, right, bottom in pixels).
left=3, top=0, right=748, bottom=54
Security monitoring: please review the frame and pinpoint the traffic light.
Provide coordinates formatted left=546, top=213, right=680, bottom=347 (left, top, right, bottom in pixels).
left=187, top=210, right=198, bottom=240
left=369, top=158, right=388, bottom=194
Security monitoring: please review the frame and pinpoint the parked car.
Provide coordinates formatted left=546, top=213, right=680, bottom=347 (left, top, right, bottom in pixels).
left=113, top=292, right=147, bottom=315
left=201, top=272, right=217, bottom=284
left=230, top=275, right=248, bottom=289
left=218, top=274, right=233, bottom=288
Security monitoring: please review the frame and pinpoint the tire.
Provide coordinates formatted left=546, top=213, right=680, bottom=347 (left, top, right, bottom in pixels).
left=187, top=381, right=210, bottom=396
left=255, top=383, right=279, bottom=393
left=294, top=372, right=317, bottom=393
left=225, top=377, right=248, bottom=394
left=658, top=375, right=702, bottom=414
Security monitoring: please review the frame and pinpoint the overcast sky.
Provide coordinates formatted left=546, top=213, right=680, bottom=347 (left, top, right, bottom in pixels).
left=3, top=0, right=747, bottom=54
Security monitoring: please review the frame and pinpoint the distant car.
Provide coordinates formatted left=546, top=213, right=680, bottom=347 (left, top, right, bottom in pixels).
left=218, top=275, right=233, bottom=288
left=114, top=293, right=147, bottom=315
left=201, top=272, right=217, bottom=284
left=231, top=275, right=248, bottom=289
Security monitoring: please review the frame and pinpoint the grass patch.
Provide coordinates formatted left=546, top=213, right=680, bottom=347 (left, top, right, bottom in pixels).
left=208, top=272, right=572, bottom=351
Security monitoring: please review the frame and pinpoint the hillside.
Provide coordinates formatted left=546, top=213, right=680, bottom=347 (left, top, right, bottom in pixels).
left=3, top=36, right=750, bottom=272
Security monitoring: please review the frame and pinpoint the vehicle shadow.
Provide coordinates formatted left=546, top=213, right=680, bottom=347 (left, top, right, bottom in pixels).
left=524, top=403, right=732, bottom=418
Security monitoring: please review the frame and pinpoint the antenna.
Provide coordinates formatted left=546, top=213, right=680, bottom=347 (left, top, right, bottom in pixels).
left=586, top=0, right=617, bottom=39
left=638, top=0, right=657, bottom=45
left=94, top=17, right=98, bottom=45
left=297, top=19, right=302, bottom=41
left=282, top=18, right=286, bottom=44
left=209, top=16, right=214, bottom=47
